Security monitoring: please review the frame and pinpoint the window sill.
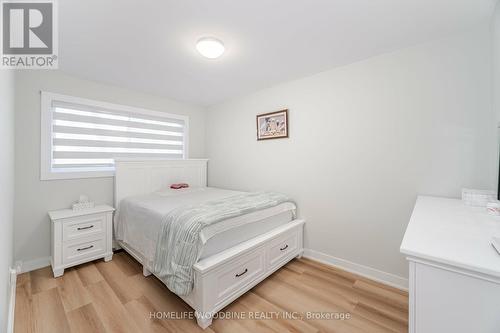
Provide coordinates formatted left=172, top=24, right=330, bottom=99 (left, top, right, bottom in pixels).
left=40, top=170, right=115, bottom=181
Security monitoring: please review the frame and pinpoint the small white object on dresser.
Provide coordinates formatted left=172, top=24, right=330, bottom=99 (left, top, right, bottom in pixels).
left=49, top=205, right=115, bottom=277
left=401, top=196, right=500, bottom=333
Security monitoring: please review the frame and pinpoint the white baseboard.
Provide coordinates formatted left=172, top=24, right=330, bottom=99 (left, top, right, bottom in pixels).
left=303, top=249, right=408, bottom=291
left=7, top=267, right=18, bottom=333
left=17, top=257, right=51, bottom=274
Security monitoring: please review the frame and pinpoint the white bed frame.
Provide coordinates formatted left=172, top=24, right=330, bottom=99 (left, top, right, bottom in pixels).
left=114, top=159, right=305, bottom=329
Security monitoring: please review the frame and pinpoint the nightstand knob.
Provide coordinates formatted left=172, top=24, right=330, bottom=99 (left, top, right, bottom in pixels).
left=77, top=225, right=94, bottom=231
left=77, top=245, right=94, bottom=251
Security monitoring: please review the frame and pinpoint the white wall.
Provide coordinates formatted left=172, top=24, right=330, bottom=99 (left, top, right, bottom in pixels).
left=206, top=25, right=497, bottom=279
left=14, top=70, right=206, bottom=265
left=492, top=2, right=500, bottom=194
left=0, top=70, right=15, bottom=332
left=493, top=2, right=500, bottom=124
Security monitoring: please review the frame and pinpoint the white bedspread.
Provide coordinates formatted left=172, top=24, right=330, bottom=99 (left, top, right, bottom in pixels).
left=114, top=187, right=295, bottom=266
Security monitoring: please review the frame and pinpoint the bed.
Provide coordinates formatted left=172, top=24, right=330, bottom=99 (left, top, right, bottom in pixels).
left=114, top=159, right=305, bottom=329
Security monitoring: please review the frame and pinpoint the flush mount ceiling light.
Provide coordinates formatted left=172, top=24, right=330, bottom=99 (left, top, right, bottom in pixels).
left=196, top=37, right=225, bottom=59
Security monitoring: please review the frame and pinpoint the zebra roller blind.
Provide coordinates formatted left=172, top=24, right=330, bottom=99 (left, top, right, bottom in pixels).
left=41, top=92, right=188, bottom=179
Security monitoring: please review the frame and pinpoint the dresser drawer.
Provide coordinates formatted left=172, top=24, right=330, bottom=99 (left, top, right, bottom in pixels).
left=215, top=249, right=265, bottom=303
left=267, top=231, right=298, bottom=270
left=63, top=237, right=105, bottom=265
left=63, top=214, right=105, bottom=242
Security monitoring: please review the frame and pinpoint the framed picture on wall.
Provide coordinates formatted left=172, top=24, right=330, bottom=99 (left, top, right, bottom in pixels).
left=256, top=109, right=289, bottom=140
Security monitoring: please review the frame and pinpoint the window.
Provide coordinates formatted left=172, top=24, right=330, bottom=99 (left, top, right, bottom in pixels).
left=41, top=92, right=189, bottom=180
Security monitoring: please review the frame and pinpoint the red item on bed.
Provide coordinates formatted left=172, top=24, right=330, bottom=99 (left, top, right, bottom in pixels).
left=170, top=183, right=189, bottom=189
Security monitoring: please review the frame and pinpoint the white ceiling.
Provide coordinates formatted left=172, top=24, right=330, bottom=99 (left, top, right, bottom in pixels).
left=59, top=0, right=497, bottom=106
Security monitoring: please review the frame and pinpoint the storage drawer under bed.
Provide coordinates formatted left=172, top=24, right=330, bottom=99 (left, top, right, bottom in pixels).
left=193, top=221, right=304, bottom=314
left=215, top=249, right=266, bottom=302
left=266, top=230, right=299, bottom=270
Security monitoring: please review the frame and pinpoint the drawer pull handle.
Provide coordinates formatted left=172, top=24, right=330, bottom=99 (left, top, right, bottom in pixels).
left=280, top=244, right=289, bottom=251
left=77, top=245, right=94, bottom=252
left=77, top=225, right=94, bottom=231
left=235, top=268, right=248, bottom=278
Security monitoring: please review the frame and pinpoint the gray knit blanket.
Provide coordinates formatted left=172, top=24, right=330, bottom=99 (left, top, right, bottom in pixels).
left=153, top=191, right=296, bottom=295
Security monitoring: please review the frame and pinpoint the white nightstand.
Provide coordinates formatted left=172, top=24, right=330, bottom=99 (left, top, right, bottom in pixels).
left=49, top=205, right=115, bottom=277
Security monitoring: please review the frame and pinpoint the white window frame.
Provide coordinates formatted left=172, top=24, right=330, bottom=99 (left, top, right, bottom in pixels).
left=40, top=91, right=189, bottom=180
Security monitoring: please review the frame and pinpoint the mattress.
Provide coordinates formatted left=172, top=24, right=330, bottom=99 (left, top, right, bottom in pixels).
left=114, top=187, right=295, bottom=265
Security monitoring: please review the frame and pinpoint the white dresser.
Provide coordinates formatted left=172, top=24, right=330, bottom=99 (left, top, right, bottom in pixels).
left=401, top=196, right=500, bottom=333
left=49, top=205, right=115, bottom=277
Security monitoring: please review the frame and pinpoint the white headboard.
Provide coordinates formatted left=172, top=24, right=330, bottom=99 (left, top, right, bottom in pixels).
left=114, top=159, right=208, bottom=209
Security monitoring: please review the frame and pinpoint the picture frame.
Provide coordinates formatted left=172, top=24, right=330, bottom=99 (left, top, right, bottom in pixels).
left=256, top=109, right=289, bottom=140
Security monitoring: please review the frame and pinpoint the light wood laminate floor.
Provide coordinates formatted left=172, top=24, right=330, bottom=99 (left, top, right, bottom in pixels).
left=14, top=251, right=408, bottom=333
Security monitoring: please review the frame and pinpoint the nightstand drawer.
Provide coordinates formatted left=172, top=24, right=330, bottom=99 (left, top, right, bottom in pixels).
left=63, top=215, right=105, bottom=241
left=63, top=237, right=105, bottom=265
